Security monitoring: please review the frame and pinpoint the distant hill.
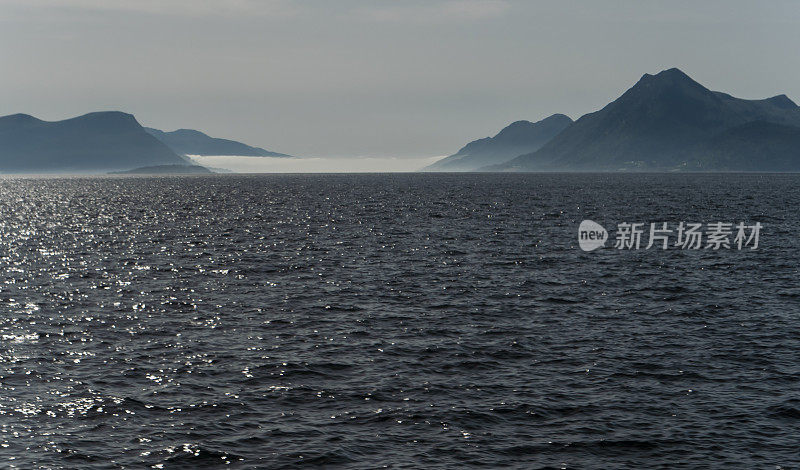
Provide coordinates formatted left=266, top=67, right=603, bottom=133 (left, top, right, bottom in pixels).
left=489, top=68, right=800, bottom=171
left=0, top=112, right=189, bottom=173
left=424, top=114, right=572, bottom=171
left=111, top=164, right=213, bottom=175
left=145, top=128, right=292, bottom=157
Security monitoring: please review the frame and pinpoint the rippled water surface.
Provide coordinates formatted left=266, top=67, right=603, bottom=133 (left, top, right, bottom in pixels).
left=0, top=173, right=798, bottom=469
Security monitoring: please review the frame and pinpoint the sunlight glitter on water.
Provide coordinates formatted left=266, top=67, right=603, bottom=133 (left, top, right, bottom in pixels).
left=0, top=174, right=797, bottom=468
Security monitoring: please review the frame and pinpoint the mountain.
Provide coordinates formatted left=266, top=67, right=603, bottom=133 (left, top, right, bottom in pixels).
left=145, top=128, right=291, bottom=157
left=0, top=112, right=190, bottom=173
left=424, top=114, right=572, bottom=171
left=489, top=68, right=800, bottom=171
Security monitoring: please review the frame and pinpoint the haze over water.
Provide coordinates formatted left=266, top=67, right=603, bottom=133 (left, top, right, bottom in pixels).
left=0, top=173, right=797, bottom=468
left=189, top=155, right=443, bottom=173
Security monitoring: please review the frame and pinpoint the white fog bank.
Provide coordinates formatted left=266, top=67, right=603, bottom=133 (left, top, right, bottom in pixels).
left=188, top=155, right=444, bottom=173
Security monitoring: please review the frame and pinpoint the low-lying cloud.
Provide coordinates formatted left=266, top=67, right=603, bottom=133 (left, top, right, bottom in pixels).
left=189, top=155, right=443, bottom=173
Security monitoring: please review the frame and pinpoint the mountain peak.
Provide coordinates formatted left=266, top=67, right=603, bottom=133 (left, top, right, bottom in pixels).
left=636, top=67, right=703, bottom=89
left=172, top=128, right=211, bottom=137
left=766, top=94, right=798, bottom=109
left=494, top=68, right=800, bottom=172
left=639, top=67, right=688, bottom=79
left=494, top=114, right=573, bottom=141
left=619, top=67, right=715, bottom=111
left=4, top=113, right=37, bottom=120
left=145, top=127, right=291, bottom=157
left=424, top=114, right=572, bottom=171
left=69, top=111, right=140, bottom=128
left=545, top=113, right=572, bottom=121
left=656, top=67, right=689, bottom=78
left=79, top=110, right=137, bottom=120
left=0, top=113, right=43, bottom=127
left=0, top=111, right=185, bottom=172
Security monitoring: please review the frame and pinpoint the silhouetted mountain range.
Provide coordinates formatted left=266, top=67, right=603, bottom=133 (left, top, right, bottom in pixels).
left=424, top=114, right=572, bottom=171
left=487, top=68, right=800, bottom=171
left=145, top=128, right=291, bottom=157
left=3, top=69, right=799, bottom=173
left=0, top=112, right=194, bottom=173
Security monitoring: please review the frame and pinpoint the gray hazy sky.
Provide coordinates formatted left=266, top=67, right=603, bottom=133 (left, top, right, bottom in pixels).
left=2, top=0, right=799, bottom=158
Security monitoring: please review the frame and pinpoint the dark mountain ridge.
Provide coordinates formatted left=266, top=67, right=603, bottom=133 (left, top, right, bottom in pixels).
left=490, top=68, right=800, bottom=171
left=145, top=127, right=291, bottom=157
left=0, top=111, right=192, bottom=173
left=424, top=114, right=572, bottom=171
